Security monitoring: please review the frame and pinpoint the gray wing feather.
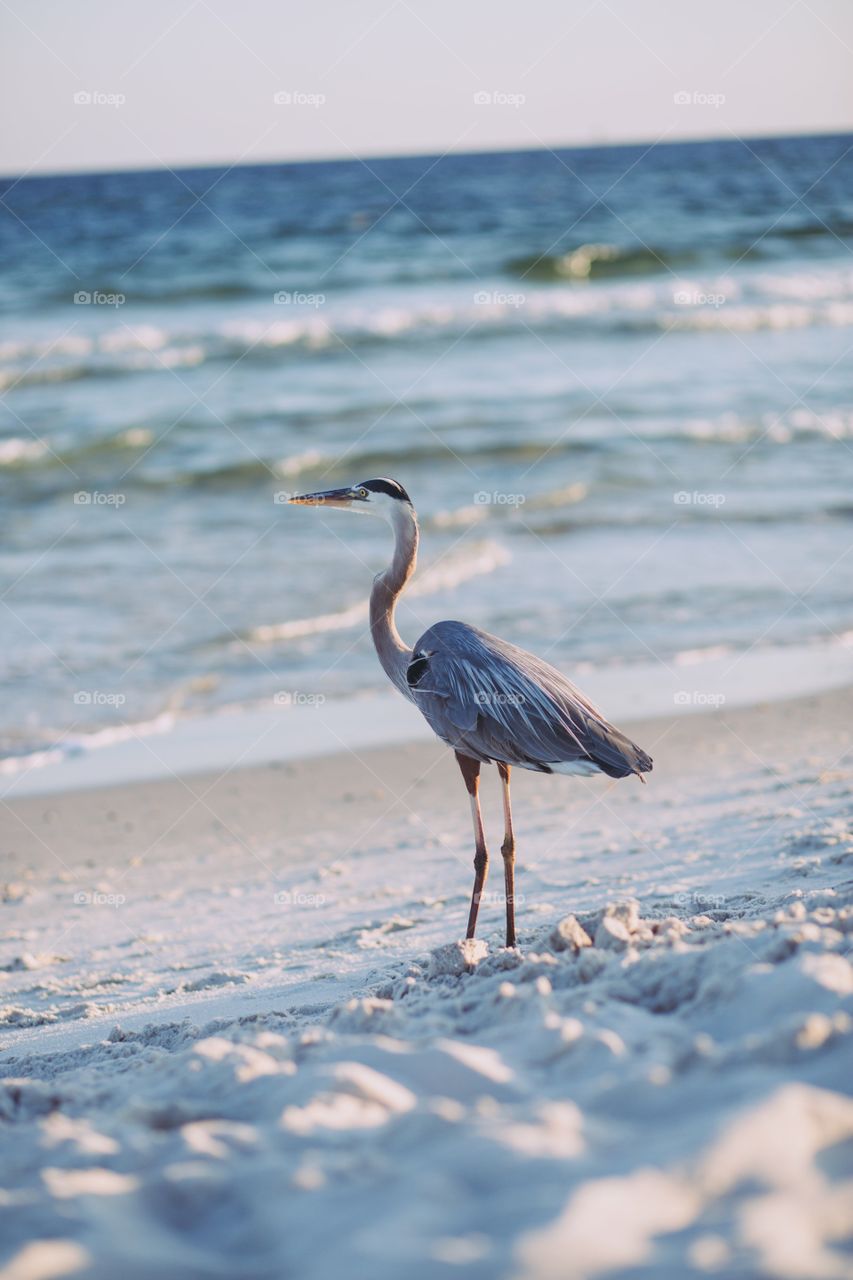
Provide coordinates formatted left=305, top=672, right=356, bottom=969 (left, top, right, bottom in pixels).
left=407, top=620, right=652, bottom=778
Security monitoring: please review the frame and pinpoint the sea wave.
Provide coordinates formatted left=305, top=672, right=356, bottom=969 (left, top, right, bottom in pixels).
left=0, top=437, right=49, bottom=466
left=677, top=407, right=853, bottom=443
left=665, top=300, right=853, bottom=333
left=429, top=483, right=588, bottom=531
left=0, top=433, right=557, bottom=483
left=525, top=504, right=853, bottom=539
left=5, top=404, right=853, bottom=491
left=243, top=540, right=510, bottom=645
left=4, top=267, right=853, bottom=391
left=0, top=710, right=176, bottom=779
left=507, top=243, right=690, bottom=280
left=772, top=217, right=853, bottom=241
left=0, top=424, right=156, bottom=471
left=507, top=220, right=853, bottom=281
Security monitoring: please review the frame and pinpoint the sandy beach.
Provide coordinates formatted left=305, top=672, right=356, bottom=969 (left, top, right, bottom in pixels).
left=1, top=687, right=851, bottom=1278
left=3, top=0, right=853, bottom=1273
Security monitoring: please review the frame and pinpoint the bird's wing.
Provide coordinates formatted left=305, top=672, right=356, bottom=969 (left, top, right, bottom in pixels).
left=406, top=620, right=651, bottom=778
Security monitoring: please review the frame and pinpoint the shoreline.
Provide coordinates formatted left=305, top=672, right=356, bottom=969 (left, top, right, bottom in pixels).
left=3, top=681, right=852, bottom=882
left=3, top=631, right=852, bottom=800
left=3, top=681, right=851, bottom=878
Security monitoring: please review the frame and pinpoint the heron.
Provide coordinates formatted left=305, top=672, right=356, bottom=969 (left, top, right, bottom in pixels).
left=289, top=478, right=652, bottom=948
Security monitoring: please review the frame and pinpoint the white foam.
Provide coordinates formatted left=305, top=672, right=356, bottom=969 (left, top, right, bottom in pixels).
left=273, top=449, right=328, bottom=478
left=0, top=711, right=176, bottom=782
left=249, top=600, right=367, bottom=643
left=114, top=427, right=154, bottom=448
left=99, top=325, right=168, bottom=353
left=0, top=437, right=48, bottom=465
left=757, top=268, right=853, bottom=300
left=247, top=540, right=510, bottom=644
left=677, top=407, right=853, bottom=444
left=409, top=539, right=510, bottom=597
left=668, top=300, right=853, bottom=332
left=674, top=644, right=735, bottom=666
left=3, top=265, right=852, bottom=390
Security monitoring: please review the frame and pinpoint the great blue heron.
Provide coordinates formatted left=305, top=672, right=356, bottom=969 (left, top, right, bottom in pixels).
left=290, top=478, right=652, bottom=947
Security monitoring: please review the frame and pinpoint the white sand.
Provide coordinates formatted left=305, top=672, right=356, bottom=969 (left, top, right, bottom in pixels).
left=1, top=689, right=852, bottom=1279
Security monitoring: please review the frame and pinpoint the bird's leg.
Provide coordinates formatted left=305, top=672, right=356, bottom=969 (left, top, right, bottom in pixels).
left=497, top=762, right=517, bottom=947
left=456, top=752, right=488, bottom=939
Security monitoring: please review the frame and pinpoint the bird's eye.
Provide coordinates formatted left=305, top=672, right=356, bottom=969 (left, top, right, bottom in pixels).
left=358, top=487, right=369, bottom=499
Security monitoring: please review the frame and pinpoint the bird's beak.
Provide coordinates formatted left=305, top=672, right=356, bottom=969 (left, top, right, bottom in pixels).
left=288, top=486, right=360, bottom=509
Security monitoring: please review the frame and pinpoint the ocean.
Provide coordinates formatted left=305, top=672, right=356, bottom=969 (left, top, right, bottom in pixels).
left=1, top=132, right=852, bottom=766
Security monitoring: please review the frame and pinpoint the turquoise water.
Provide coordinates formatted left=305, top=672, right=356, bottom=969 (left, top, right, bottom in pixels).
left=1, top=134, right=852, bottom=757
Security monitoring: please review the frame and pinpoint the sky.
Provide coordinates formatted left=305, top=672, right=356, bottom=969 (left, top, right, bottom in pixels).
left=1, top=0, right=852, bottom=176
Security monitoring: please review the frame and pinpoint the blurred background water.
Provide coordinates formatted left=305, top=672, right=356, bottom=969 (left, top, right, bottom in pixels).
left=1, top=132, right=852, bottom=761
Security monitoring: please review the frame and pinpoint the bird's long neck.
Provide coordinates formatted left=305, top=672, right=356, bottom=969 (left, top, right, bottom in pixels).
left=369, top=503, right=418, bottom=695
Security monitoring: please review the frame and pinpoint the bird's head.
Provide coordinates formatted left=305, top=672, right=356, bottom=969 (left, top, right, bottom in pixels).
left=288, top=477, right=413, bottom=522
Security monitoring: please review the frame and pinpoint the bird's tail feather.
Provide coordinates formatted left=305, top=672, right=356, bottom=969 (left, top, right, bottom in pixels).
left=587, top=720, right=653, bottom=780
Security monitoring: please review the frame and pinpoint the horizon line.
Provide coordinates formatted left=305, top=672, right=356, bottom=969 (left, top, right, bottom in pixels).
left=2, top=125, right=851, bottom=184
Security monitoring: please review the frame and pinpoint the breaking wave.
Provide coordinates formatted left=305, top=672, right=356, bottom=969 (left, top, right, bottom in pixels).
left=243, top=540, right=511, bottom=645
left=4, top=266, right=853, bottom=392
left=508, top=243, right=689, bottom=280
